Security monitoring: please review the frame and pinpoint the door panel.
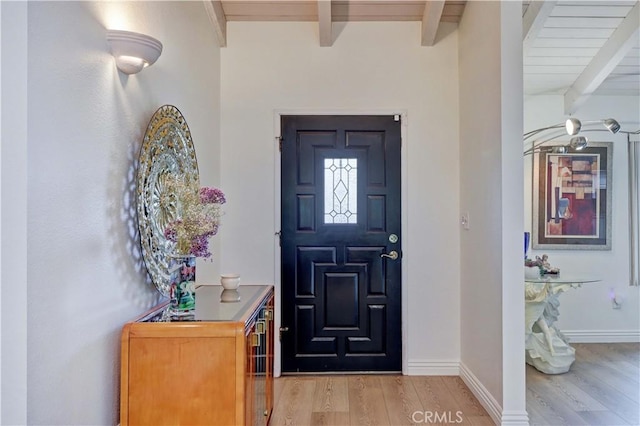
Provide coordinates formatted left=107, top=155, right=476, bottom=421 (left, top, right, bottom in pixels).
left=281, top=115, right=401, bottom=372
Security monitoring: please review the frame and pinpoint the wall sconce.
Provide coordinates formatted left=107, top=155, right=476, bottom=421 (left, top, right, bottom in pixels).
left=106, top=29, right=163, bottom=75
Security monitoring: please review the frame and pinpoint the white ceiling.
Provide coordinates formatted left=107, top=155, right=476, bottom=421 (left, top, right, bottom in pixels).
left=523, top=1, right=639, bottom=114
left=204, top=1, right=640, bottom=114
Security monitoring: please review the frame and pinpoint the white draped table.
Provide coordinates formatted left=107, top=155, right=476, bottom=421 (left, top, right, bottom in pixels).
left=524, top=276, right=600, bottom=374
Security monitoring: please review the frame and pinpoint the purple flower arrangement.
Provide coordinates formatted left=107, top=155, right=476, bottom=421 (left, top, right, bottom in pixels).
left=163, top=179, right=226, bottom=259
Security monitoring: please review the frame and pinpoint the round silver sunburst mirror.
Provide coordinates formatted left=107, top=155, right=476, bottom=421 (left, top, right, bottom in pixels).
left=136, top=105, right=199, bottom=297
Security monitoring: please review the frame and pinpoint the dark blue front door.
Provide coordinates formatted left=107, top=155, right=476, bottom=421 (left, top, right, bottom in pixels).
left=280, top=115, right=402, bottom=372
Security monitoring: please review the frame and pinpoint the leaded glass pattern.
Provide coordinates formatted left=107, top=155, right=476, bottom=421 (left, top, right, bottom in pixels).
left=324, top=158, right=358, bottom=224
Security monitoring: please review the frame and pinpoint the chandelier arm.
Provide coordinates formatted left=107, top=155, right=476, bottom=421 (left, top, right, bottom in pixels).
left=524, top=129, right=569, bottom=152
left=524, top=127, right=640, bottom=154
left=523, top=124, right=565, bottom=140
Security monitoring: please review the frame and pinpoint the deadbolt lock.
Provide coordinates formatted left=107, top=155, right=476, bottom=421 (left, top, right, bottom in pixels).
left=279, top=326, right=289, bottom=341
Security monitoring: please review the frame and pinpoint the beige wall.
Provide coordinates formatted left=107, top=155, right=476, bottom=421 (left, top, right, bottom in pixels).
left=459, top=1, right=526, bottom=422
left=220, top=21, right=462, bottom=375
left=525, top=94, right=640, bottom=340
left=3, top=2, right=221, bottom=423
left=1, top=2, right=28, bottom=423
left=1, top=3, right=541, bottom=423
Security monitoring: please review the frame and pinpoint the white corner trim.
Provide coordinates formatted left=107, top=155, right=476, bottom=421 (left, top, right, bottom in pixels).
left=459, top=362, right=503, bottom=426
left=500, top=411, right=531, bottom=426
left=406, top=359, right=460, bottom=376
left=562, top=329, right=640, bottom=343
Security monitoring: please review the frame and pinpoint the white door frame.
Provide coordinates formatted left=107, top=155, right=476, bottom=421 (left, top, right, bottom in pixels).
left=272, top=108, right=409, bottom=377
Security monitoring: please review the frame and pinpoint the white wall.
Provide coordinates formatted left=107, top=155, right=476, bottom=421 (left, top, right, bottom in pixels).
left=459, top=1, right=527, bottom=423
left=525, top=95, right=640, bottom=341
left=1, top=2, right=28, bottom=423
left=22, top=2, right=221, bottom=424
left=220, top=21, right=461, bottom=375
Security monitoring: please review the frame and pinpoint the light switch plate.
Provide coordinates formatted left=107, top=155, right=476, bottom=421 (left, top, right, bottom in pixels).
left=461, top=212, right=470, bottom=230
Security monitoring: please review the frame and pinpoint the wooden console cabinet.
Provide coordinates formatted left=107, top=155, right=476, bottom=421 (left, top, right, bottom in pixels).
left=120, top=285, right=274, bottom=425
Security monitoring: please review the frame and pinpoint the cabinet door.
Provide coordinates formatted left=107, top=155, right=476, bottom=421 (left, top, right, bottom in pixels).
left=127, top=336, right=237, bottom=425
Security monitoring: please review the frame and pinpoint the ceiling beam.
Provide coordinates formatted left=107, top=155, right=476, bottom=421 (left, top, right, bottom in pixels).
left=522, top=0, right=556, bottom=56
left=204, top=0, right=227, bottom=47
left=318, top=0, right=332, bottom=46
left=564, top=1, right=639, bottom=114
left=421, top=0, right=444, bottom=46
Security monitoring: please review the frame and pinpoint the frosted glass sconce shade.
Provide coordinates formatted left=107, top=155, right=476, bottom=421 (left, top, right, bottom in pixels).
left=106, top=30, right=163, bottom=75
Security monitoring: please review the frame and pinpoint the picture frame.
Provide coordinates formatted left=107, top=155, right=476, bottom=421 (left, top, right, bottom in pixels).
left=532, top=142, right=612, bottom=250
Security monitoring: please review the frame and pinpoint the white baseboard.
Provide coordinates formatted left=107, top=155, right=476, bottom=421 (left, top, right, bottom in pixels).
left=562, top=329, right=640, bottom=343
left=406, top=359, right=459, bottom=376
left=500, top=411, right=532, bottom=426
left=459, top=362, right=504, bottom=425
left=408, top=360, right=530, bottom=425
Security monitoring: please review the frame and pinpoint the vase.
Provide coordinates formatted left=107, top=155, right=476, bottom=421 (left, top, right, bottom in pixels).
left=220, top=273, right=240, bottom=290
left=525, top=266, right=541, bottom=280
left=169, top=255, right=196, bottom=319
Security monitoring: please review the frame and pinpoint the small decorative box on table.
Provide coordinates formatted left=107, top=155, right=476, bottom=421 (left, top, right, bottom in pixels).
left=120, top=285, right=274, bottom=426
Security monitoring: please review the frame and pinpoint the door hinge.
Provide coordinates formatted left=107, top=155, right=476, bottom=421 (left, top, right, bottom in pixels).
left=276, top=136, right=283, bottom=152
left=275, top=230, right=282, bottom=246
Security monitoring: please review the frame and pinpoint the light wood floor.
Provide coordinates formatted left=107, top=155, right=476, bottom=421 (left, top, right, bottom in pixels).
left=270, top=375, right=493, bottom=425
left=527, top=342, right=639, bottom=426
left=270, top=343, right=639, bottom=426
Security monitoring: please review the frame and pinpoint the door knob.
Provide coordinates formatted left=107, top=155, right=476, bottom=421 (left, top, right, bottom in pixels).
left=380, top=250, right=399, bottom=260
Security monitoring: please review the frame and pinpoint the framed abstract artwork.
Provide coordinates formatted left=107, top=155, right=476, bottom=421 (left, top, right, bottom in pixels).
left=532, top=142, right=612, bottom=250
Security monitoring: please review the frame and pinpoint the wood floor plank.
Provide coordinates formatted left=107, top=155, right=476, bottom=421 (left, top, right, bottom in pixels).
left=379, top=375, right=424, bottom=425
left=525, top=400, right=553, bottom=426
left=409, top=376, right=491, bottom=425
left=572, top=361, right=639, bottom=397
left=526, top=386, right=589, bottom=425
left=465, top=414, right=497, bottom=425
left=272, top=374, right=491, bottom=426
left=311, top=375, right=349, bottom=413
left=575, top=344, right=640, bottom=380
left=527, top=343, right=640, bottom=426
left=273, top=376, right=286, bottom=408
left=577, top=408, right=633, bottom=426
left=270, top=377, right=317, bottom=426
left=310, top=411, right=351, bottom=425
left=409, top=376, right=462, bottom=412
left=348, top=375, right=391, bottom=425
left=615, top=342, right=640, bottom=363
left=527, top=368, right=607, bottom=411
left=562, top=364, right=640, bottom=425
left=444, top=376, right=491, bottom=417
left=268, top=345, right=638, bottom=426
left=576, top=342, right=639, bottom=364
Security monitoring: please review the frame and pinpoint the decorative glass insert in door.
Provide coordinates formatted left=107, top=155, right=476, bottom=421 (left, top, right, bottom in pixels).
left=324, top=158, right=358, bottom=224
